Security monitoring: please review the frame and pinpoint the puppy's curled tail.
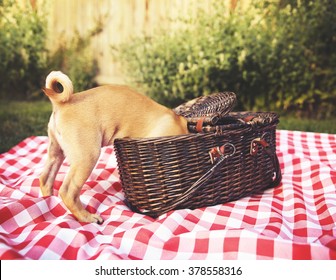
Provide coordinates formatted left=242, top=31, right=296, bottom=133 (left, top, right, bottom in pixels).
left=43, top=71, right=74, bottom=103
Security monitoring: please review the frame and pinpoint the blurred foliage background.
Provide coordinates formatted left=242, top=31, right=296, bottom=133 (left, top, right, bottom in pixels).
left=0, top=0, right=98, bottom=100
left=115, top=0, right=336, bottom=118
left=0, top=0, right=335, bottom=152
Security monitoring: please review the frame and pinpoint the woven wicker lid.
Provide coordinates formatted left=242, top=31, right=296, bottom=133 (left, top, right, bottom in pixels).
left=173, top=92, right=236, bottom=125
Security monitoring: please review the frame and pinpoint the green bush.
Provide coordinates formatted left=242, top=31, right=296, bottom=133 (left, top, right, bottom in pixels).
left=115, top=0, right=336, bottom=117
left=243, top=0, right=336, bottom=118
left=0, top=0, right=99, bottom=100
left=113, top=2, right=243, bottom=108
left=0, top=0, right=48, bottom=99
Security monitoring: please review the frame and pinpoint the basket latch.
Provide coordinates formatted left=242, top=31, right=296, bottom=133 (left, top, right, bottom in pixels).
left=250, top=133, right=282, bottom=187
left=250, top=133, right=271, bottom=155
left=209, top=143, right=236, bottom=164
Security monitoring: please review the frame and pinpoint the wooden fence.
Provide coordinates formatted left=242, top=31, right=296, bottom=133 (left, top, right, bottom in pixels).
left=38, top=0, right=249, bottom=84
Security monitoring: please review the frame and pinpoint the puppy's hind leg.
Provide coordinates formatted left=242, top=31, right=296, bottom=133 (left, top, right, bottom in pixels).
left=39, top=130, right=65, bottom=196
left=59, top=147, right=103, bottom=224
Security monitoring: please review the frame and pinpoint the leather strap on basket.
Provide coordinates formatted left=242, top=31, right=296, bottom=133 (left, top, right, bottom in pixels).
left=243, top=115, right=255, bottom=123
left=196, top=117, right=205, bottom=132
left=250, top=134, right=282, bottom=188
left=194, top=115, right=221, bottom=133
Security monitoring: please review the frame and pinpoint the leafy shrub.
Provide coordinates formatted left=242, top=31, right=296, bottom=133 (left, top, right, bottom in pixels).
left=114, top=2, right=243, bottom=108
left=0, top=0, right=99, bottom=100
left=0, top=0, right=48, bottom=99
left=243, top=0, right=336, bottom=118
left=115, top=0, right=336, bottom=118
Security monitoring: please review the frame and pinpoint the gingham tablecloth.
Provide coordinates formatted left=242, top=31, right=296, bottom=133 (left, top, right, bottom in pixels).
left=0, top=130, right=335, bottom=260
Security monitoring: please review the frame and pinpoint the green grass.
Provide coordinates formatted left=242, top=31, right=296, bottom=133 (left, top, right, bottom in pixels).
left=0, top=100, right=335, bottom=154
left=0, top=100, right=51, bottom=153
left=278, top=115, right=336, bottom=135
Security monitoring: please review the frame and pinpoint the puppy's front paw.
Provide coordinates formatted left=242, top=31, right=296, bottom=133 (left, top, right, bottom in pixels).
left=77, top=212, right=104, bottom=224
left=90, top=214, right=104, bottom=225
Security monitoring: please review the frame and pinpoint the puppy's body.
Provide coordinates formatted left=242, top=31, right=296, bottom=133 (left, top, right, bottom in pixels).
left=40, top=71, right=188, bottom=223
left=49, top=85, right=187, bottom=147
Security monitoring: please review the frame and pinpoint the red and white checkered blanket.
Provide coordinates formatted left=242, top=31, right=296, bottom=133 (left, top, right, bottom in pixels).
left=0, top=130, right=335, bottom=259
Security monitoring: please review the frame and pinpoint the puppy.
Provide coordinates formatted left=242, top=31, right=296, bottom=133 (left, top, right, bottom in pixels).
left=39, top=71, right=188, bottom=224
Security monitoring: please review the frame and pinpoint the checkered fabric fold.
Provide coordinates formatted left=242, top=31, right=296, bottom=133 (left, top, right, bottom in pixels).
left=0, top=130, right=335, bottom=259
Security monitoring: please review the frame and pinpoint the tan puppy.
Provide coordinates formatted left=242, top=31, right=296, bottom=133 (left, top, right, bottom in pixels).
left=39, top=71, right=188, bottom=224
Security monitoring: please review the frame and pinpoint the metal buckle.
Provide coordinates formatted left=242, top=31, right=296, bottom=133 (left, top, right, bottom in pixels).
left=250, top=133, right=270, bottom=155
left=209, top=143, right=236, bottom=164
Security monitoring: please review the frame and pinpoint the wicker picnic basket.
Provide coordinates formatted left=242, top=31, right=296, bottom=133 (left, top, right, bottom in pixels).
left=114, top=92, right=282, bottom=217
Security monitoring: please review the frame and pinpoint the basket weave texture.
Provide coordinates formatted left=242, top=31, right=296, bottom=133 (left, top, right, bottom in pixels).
left=115, top=93, right=281, bottom=217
